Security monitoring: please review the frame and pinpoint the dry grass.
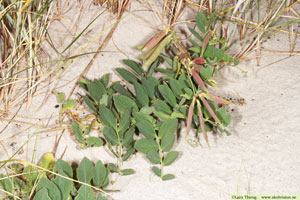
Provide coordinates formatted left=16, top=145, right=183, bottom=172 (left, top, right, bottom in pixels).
left=0, top=0, right=55, bottom=113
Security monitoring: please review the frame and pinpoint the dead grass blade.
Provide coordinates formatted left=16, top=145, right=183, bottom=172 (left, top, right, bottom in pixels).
left=191, top=69, right=206, bottom=91
left=196, top=99, right=209, bottom=148
left=185, top=96, right=195, bottom=139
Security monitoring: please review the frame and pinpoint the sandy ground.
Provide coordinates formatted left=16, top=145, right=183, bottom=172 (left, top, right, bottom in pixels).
left=1, top=1, right=300, bottom=199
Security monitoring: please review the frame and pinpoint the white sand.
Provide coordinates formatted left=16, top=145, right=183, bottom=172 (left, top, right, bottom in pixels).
left=1, top=1, right=299, bottom=199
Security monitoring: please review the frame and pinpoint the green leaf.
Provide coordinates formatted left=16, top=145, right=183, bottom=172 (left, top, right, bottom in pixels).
left=58, top=92, right=65, bottom=104
left=77, top=157, right=94, bottom=184
left=183, top=88, right=193, bottom=99
left=203, top=45, right=224, bottom=61
left=122, top=127, right=135, bottom=148
left=159, top=53, right=173, bottom=67
left=9, top=163, right=23, bottom=174
left=93, top=160, right=108, bottom=188
left=99, top=94, right=109, bottom=106
left=169, top=79, right=184, bottom=98
left=162, top=174, right=175, bottom=181
left=23, top=166, right=38, bottom=186
left=116, top=68, right=138, bottom=83
left=38, top=152, right=55, bottom=175
left=75, top=185, right=95, bottom=200
left=100, top=73, right=110, bottom=88
left=163, top=151, right=179, bottom=166
left=216, top=107, right=231, bottom=126
left=196, top=12, right=207, bottom=33
left=112, top=81, right=133, bottom=98
left=36, top=177, right=61, bottom=200
left=146, top=150, right=160, bottom=164
left=200, top=66, right=213, bottom=81
left=87, top=81, right=105, bottom=102
left=122, top=147, right=135, bottom=161
left=155, top=68, right=175, bottom=76
left=103, top=126, right=119, bottom=145
left=108, top=163, right=118, bottom=173
left=123, top=59, right=144, bottom=76
left=132, top=111, right=155, bottom=124
left=82, top=96, right=98, bottom=114
left=85, top=137, right=104, bottom=147
left=154, top=100, right=172, bottom=114
left=170, top=111, right=186, bottom=118
left=0, top=174, right=12, bottom=193
left=153, top=110, right=172, bottom=120
left=113, top=94, right=138, bottom=115
left=99, top=105, right=117, bottom=129
left=189, top=46, right=201, bottom=53
left=234, top=58, right=239, bottom=65
left=62, top=99, right=76, bottom=113
left=158, top=83, right=177, bottom=107
left=79, top=79, right=88, bottom=91
left=158, top=119, right=178, bottom=139
left=33, top=188, right=51, bottom=200
left=72, top=123, right=84, bottom=143
left=53, top=170, right=73, bottom=200
left=161, top=133, right=175, bottom=152
left=54, top=160, right=73, bottom=178
left=140, top=106, right=155, bottom=115
left=189, top=38, right=200, bottom=47
left=97, top=193, right=108, bottom=200
left=141, top=76, right=159, bottom=100
left=188, top=27, right=203, bottom=41
left=151, top=166, right=161, bottom=177
left=137, top=120, right=156, bottom=139
left=133, top=81, right=149, bottom=107
left=119, top=108, right=131, bottom=133
left=120, top=169, right=135, bottom=176
left=83, top=122, right=93, bottom=135
left=135, top=138, right=159, bottom=154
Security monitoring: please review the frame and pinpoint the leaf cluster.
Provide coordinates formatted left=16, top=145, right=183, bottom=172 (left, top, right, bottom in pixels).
left=56, top=11, right=234, bottom=184
left=0, top=155, right=109, bottom=200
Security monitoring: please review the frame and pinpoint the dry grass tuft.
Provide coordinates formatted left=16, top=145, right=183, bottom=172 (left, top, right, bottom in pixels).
left=0, top=0, right=55, bottom=112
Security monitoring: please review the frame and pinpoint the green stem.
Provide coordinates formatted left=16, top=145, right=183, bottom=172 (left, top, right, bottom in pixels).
left=155, top=135, right=164, bottom=178
left=116, top=129, right=123, bottom=171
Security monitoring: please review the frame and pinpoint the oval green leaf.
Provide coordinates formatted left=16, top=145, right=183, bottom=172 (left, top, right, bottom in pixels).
left=113, top=94, right=138, bottom=115
left=146, top=150, right=160, bottom=164
left=158, top=83, right=177, bottom=107
left=103, top=126, right=119, bottom=146
left=99, top=105, right=117, bottom=129
left=161, top=133, right=175, bottom=152
left=77, top=157, right=94, bottom=184
left=136, top=120, right=155, bottom=139
left=134, top=138, right=158, bottom=154
left=163, top=151, right=179, bottom=166
left=158, top=118, right=178, bottom=139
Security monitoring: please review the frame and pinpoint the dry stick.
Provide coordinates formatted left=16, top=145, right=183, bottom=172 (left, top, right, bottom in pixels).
left=53, top=13, right=126, bottom=157
left=0, top=104, right=23, bottom=134
left=256, top=55, right=295, bottom=72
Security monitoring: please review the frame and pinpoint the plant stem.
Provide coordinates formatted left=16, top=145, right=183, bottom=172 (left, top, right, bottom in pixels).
left=155, top=135, right=164, bottom=178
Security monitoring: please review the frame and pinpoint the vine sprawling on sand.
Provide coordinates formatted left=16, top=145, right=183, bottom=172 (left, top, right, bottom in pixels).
left=2, top=0, right=298, bottom=198
left=0, top=11, right=236, bottom=199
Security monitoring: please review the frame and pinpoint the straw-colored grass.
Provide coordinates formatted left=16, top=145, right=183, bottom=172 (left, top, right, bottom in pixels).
left=0, top=0, right=55, bottom=112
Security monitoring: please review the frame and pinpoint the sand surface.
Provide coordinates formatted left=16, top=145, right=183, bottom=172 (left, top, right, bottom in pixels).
left=1, top=1, right=299, bottom=199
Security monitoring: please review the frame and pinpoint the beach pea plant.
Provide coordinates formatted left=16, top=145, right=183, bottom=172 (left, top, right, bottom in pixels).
left=52, top=11, right=235, bottom=183
left=66, top=11, right=236, bottom=180
left=77, top=75, right=136, bottom=176
left=0, top=153, right=110, bottom=200
left=136, top=11, right=236, bottom=146
left=76, top=62, right=181, bottom=180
